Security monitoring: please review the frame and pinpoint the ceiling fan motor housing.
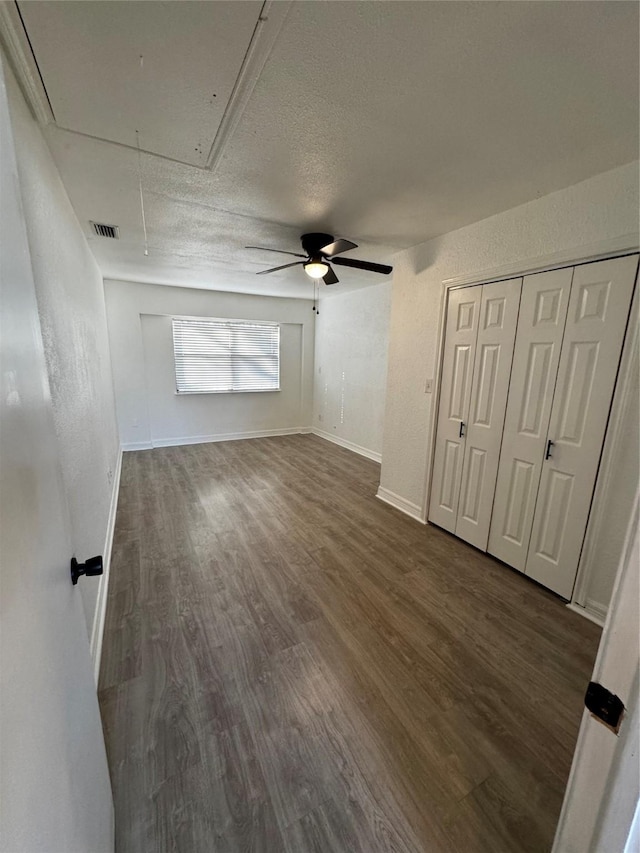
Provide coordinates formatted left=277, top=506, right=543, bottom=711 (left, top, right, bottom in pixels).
left=301, top=233, right=334, bottom=257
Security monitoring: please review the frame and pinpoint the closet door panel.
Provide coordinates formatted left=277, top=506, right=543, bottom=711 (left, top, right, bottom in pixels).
left=488, top=267, right=573, bottom=570
left=455, top=278, right=522, bottom=550
left=525, top=254, right=638, bottom=598
left=429, top=287, right=481, bottom=532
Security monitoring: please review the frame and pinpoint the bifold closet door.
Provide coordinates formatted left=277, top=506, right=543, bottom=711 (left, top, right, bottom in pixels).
left=525, top=254, right=638, bottom=598
left=455, top=278, right=521, bottom=550
left=488, top=267, right=573, bottom=570
left=428, top=287, right=481, bottom=532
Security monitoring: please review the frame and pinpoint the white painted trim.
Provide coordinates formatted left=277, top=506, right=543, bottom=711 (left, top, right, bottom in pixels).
left=152, top=426, right=310, bottom=447
left=572, top=282, right=639, bottom=615
left=205, top=1, right=292, bottom=173
left=442, top=235, right=639, bottom=290
left=122, top=440, right=153, bottom=452
left=90, top=446, right=123, bottom=685
left=376, top=486, right=426, bottom=524
left=565, top=602, right=606, bottom=628
left=422, top=276, right=452, bottom=521
left=625, top=799, right=640, bottom=853
left=311, top=428, right=382, bottom=463
left=585, top=598, right=609, bottom=624
left=123, top=426, right=311, bottom=452
left=0, top=3, right=55, bottom=124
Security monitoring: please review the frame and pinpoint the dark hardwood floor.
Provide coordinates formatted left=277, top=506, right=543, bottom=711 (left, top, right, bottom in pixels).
left=99, top=434, right=601, bottom=852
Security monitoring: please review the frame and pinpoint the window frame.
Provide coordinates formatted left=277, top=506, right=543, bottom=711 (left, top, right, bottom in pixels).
left=171, top=315, right=281, bottom=395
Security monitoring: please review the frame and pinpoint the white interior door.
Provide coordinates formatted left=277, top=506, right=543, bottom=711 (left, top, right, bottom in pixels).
left=0, top=57, right=113, bottom=852
left=525, top=254, right=638, bottom=598
left=488, top=267, right=573, bottom=570
left=455, top=278, right=522, bottom=550
left=429, top=286, right=481, bottom=532
left=553, top=494, right=639, bottom=853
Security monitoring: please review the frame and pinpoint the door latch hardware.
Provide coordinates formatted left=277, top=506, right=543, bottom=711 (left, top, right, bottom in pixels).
left=545, top=439, right=555, bottom=460
left=71, top=555, right=103, bottom=585
left=584, top=681, right=624, bottom=733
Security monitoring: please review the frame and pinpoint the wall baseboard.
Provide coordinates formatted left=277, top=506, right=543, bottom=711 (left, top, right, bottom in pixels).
left=90, top=446, right=123, bottom=686
left=121, top=440, right=153, bottom=451
left=311, top=428, right=382, bottom=463
left=376, top=486, right=426, bottom=523
left=123, top=427, right=311, bottom=452
left=585, top=598, right=608, bottom=624
left=565, top=601, right=606, bottom=628
left=153, top=427, right=310, bottom=449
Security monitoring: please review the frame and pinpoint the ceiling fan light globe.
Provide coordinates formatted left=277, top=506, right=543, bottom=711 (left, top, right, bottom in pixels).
left=304, top=261, right=329, bottom=279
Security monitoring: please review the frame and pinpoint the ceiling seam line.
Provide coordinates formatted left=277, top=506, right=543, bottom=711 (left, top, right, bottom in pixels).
left=45, top=124, right=214, bottom=170
left=204, top=0, right=293, bottom=173
left=14, top=0, right=56, bottom=121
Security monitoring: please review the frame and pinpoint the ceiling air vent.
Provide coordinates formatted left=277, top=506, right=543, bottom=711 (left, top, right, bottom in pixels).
left=91, top=222, right=119, bottom=239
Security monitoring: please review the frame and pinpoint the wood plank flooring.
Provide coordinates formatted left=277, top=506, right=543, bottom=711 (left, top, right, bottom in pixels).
left=99, top=434, right=601, bottom=853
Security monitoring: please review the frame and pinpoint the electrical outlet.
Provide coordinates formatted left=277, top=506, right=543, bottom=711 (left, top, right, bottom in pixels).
left=107, top=468, right=113, bottom=485
left=425, top=379, right=434, bottom=394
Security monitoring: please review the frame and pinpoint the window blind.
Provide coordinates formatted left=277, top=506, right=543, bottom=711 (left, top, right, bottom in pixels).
left=172, top=318, right=280, bottom=393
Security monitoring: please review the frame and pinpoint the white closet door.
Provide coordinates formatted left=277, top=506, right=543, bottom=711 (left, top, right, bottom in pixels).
left=488, top=267, right=573, bottom=570
left=429, top=287, right=481, bottom=532
left=455, top=278, right=522, bottom=550
left=525, top=254, right=638, bottom=598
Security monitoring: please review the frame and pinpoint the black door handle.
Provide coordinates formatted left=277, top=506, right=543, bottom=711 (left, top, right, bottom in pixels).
left=459, top=421, right=465, bottom=438
left=545, top=439, right=555, bottom=460
left=71, top=555, right=103, bottom=585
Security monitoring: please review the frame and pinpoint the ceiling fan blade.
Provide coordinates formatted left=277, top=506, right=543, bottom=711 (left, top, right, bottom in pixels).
left=256, top=261, right=304, bottom=275
left=320, top=238, right=358, bottom=257
left=332, top=257, right=393, bottom=275
left=246, top=246, right=306, bottom=258
left=323, top=265, right=339, bottom=285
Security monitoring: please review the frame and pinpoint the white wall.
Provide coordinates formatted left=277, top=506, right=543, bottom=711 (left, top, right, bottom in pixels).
left=104, top=279, right=315, bottom=448
left=380, top=161, right=639, bottom=606
left=313, top=282, right=392, bottom=461
left=1, top=50, right=113, bottom=853
left=5, top=61, right=120, bottom=647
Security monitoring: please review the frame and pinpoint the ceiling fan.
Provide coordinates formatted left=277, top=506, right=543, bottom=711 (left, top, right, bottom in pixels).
left=246, top=233, right=392, bottom=285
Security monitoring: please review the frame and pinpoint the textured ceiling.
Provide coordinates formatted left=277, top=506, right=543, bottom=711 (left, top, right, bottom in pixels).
left=14, top=0, right=640, bottom=299
left=21, top=1, right=263, bottom=166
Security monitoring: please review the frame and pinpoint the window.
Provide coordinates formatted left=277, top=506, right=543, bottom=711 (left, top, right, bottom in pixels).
left=172, top=317, right=280, bottom=393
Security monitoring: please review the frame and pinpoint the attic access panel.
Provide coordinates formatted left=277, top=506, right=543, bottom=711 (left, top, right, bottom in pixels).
left=18, top=0, right=263, bottom=166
